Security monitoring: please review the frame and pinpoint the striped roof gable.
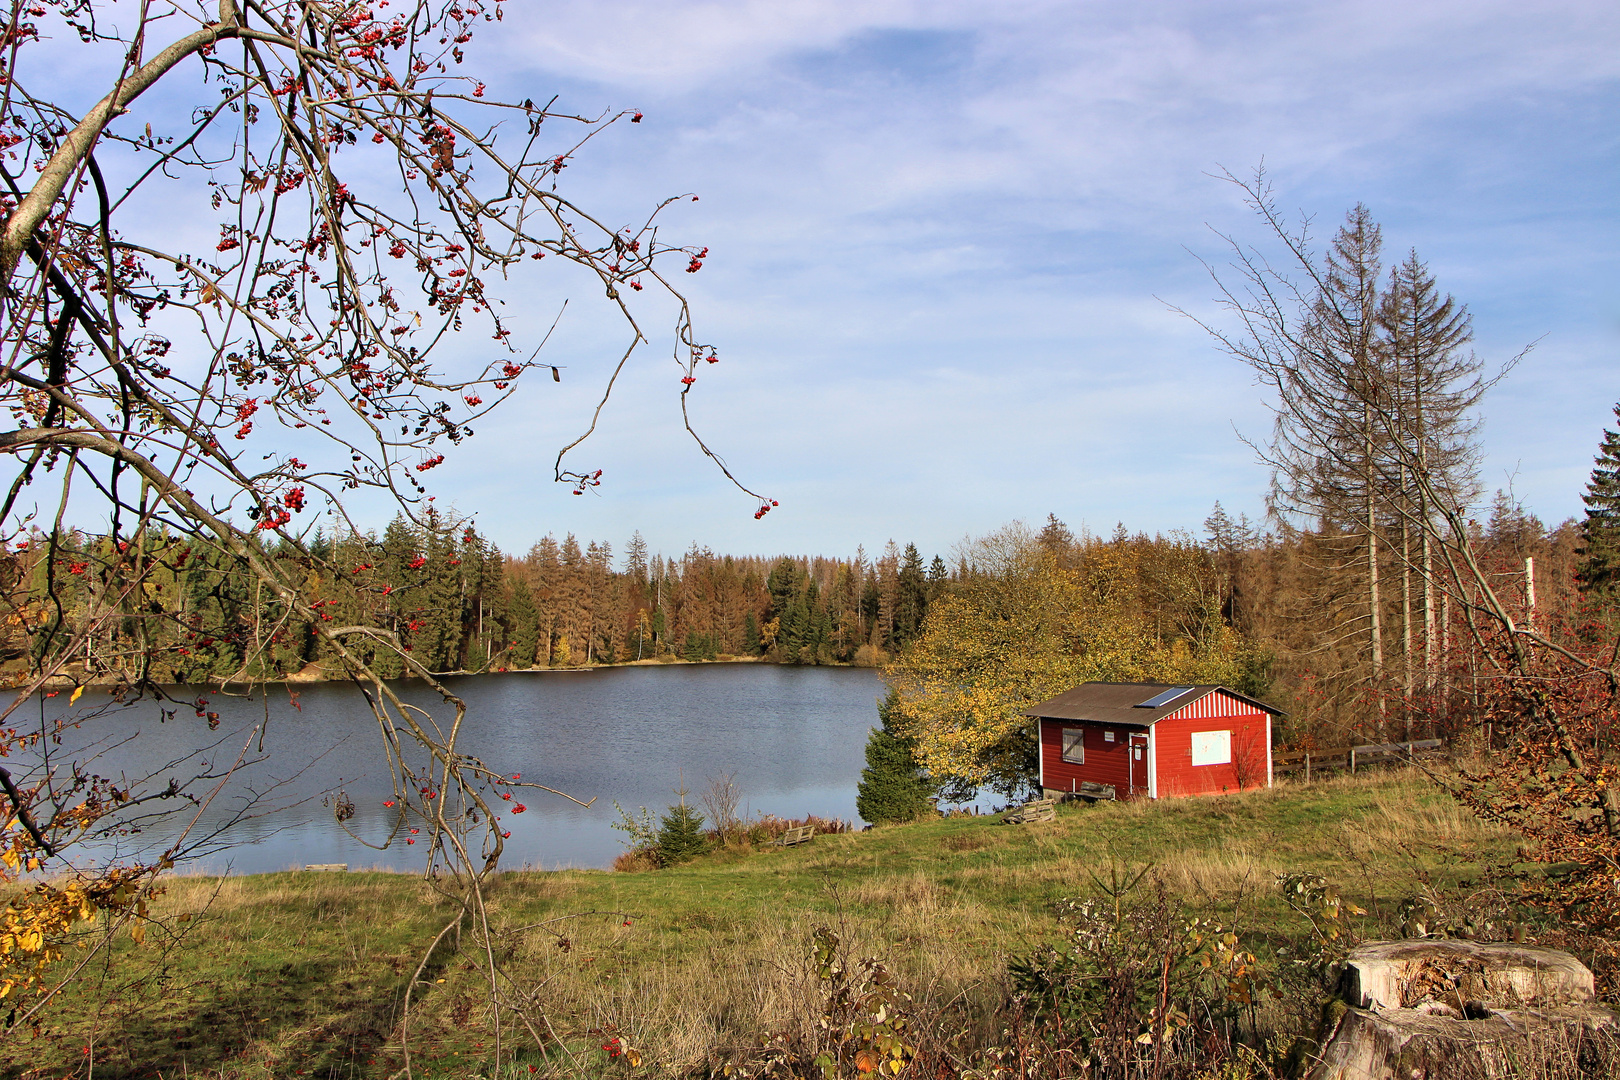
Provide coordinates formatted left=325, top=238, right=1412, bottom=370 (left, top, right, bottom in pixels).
left=1024, top=682, right=1284, bottom=727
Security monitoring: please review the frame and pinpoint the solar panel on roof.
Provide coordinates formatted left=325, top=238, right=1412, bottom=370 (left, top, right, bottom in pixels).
left=1134, top=686, right=1193, bottom=708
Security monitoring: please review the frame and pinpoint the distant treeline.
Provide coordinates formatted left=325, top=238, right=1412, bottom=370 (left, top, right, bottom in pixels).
left=2, top=494, right=1581, bottom=732
left=0, top=513, right=953, bottom=683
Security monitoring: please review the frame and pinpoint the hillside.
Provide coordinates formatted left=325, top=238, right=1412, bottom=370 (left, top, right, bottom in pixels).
left=12, top=772, right=1530, bottom=1079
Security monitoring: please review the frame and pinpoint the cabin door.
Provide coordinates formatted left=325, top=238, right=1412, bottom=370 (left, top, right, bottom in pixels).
left=1129, top=733, right=1150, bottom=798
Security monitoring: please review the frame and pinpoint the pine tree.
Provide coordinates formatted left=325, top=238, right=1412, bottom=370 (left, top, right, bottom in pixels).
left=418, top=512, right=464, bottom=671
left=655, top=788, right=710, bottom=865
left=1577, top=404, right=1620, bottom=622
left=855, top=690, right=936, bottom=825
left=893, top=543, right=927, bottom=649
left=508, top=578, right=541, bottom=668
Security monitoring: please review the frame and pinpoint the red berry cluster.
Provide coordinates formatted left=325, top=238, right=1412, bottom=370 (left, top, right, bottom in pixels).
left=572, top=469, right=603, bottom=495
left=234, top=397, right=259, bottom=439
left=753, top=499, right=779, bottom=521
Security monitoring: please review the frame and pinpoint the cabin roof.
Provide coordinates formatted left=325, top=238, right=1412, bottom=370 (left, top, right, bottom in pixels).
left=1024, top=682, right=1284, bottom=727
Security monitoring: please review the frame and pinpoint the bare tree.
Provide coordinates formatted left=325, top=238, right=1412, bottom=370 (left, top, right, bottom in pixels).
left=1379, top=249, right=1484, bottom=704
left=1177, top=167, right=1508, bottom=732
left=0, top=0, right=765, bottom=1055
left=700, top=768, right=743, bottom=843
left=1184, top=171, right=1620, bottom=934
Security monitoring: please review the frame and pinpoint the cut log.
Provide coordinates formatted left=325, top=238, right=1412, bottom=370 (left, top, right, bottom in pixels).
left=1308, top=941, right=1618, bottom=1080
left=1342, top=939, right=1595, bottom=1011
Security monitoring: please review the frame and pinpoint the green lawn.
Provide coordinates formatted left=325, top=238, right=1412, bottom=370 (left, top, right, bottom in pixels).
left=6, top=770, right=1519, bottom=1079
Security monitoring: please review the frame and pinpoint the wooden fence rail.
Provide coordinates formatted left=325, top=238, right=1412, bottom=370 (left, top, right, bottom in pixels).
left=1274, top=739, right=1444, bottom=781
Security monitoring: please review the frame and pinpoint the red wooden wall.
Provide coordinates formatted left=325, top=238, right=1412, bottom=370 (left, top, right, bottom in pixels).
left=1039, top=719, right=1136, bottom=797
left=1152, top=710, right=1270, bottom=798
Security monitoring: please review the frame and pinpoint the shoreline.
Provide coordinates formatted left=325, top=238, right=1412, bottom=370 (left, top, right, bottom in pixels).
left=28, top=653, right=885, bottom=691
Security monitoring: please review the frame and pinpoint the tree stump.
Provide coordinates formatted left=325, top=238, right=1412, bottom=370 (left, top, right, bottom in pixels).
left=1308, top=940, right=1618, bottom=1080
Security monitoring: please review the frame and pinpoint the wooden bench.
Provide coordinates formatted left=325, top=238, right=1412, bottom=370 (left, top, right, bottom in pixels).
left=1002, top=797, right=1057, bottom=825
left=772, top=825, right=815, bottom=847
left=303, top=863, right=349, bottom=872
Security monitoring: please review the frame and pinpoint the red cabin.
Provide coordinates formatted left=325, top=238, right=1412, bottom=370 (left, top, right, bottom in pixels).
left=1027, top=683, right=1281, bottom=801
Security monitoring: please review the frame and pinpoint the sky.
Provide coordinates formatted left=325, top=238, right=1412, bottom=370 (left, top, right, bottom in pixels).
left=53, top=1, right=1620, bottom=565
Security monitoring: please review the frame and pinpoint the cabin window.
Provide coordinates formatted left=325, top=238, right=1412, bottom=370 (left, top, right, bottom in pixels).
left=1190, top=730, right=1232, bottom=766
left=1061, top=728, right=1085, bottom=764
left=1103, top=731, right=1115, bottom=743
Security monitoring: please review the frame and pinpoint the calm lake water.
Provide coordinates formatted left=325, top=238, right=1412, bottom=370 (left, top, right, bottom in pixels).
left=31, top=664, right=885, bottom=875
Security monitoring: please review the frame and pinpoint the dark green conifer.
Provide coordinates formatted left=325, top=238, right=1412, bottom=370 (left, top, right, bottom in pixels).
left=508, top=579, right=541, bottom=668
left=893, top=543, right=927, bottom=649
left=1578, top=404, right=1620, bottom=624
left=656, top=791, right=710, bottom=865
left=855, top=690, right=936, bottom=825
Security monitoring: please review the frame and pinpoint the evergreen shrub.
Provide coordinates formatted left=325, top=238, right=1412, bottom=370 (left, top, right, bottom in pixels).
left=856, top=690, right=937, bottom=825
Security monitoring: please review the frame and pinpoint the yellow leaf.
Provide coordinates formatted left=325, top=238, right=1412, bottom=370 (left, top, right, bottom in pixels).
left=69, top=686, right=83, bottom=705
left=130, top=923, right=145, bottom=944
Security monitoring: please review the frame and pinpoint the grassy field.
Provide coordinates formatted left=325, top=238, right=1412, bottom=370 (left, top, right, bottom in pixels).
left=5, top=770, right=1529, bottom=1079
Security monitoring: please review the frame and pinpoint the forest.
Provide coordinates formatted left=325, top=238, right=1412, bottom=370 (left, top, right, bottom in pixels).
left=1, top=470, right=1597, bottom=763
left=0, top=521, right=950, bottom=681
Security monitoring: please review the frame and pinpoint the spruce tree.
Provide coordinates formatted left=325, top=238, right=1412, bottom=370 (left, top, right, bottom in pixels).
left=656, top=789, right=710, bottom=865
left=893, top=543, right=927, bottom=649
left=1577, top=404, right=1620, bottom=622
left=508, top=579, right=541, bottom=668
left=855, top=690, right=936, bottom=825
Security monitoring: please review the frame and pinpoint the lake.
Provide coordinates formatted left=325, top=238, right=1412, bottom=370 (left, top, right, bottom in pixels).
left=28, top=664, right=886, bottom=875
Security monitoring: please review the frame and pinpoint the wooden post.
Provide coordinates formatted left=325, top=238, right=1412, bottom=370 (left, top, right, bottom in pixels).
left=1350, top=747, right=1357, bottom=774
left=1305, top=752, right=1311, bottom=784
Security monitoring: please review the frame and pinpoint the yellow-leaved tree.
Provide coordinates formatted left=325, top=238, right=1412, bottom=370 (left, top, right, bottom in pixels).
left=885, top=524, right=1265, bottom=797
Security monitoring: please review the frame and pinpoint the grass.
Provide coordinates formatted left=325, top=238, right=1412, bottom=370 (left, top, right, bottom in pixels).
left=2, top=769, right=1530, bottom=1079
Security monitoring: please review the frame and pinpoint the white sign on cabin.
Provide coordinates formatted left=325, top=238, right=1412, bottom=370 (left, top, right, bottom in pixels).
left=1190, top=730, right=1232, bottom=766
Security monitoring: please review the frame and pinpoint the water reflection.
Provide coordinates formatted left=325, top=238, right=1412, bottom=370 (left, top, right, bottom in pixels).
left=30, top=664, right=884, bottom=874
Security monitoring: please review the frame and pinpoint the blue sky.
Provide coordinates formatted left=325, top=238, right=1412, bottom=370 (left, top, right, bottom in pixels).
left=117, top=2, right=1620, bottom=563
left=414, top=0, right=1619, bottom=564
